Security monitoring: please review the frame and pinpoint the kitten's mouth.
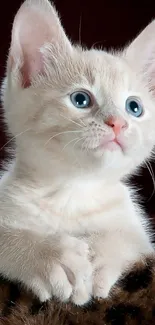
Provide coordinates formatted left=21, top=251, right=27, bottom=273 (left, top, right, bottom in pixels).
left=97, top=137, right=124, bottom=152
left=100, top=138, right=123, bottom=151
left=82, top=133, right=125, bottom=153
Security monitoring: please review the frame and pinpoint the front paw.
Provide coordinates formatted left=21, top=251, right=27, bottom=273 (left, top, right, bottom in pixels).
left=92, top=249, right=154, bottom=299
left=29, top=236, right=92, bottom=305
left=92, top=256, right=121, bottom=299
left=51, top=236, right=93, bottom=305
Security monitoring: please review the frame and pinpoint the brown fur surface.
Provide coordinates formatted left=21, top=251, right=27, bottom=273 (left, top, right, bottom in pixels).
left=0, top=255, right=154, bottom=324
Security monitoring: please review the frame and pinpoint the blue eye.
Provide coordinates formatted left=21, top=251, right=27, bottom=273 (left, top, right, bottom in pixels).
left=125, top=97, right=143, bottom=117
left=70, top=91, right=91, bottom=109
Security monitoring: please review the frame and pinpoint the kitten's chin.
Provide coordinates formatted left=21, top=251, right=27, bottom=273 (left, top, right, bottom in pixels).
left=91, top=146, right=130, bottom=176
left=100, top=140, right=122, bottom=152
left=92, top=140, right=123, bottom=158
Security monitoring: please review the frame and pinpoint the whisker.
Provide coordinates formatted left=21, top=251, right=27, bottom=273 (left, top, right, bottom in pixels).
left=44, top=130, right=82, bottom=146
left=59, top=114, right=84, bottom=128
left=72, top=136, right=86, bottom=150
left=94, top=107, right=101, bottom=119
left=79, top=14, right=82, bottom=45
left=0, top=128, right=31, bottom=151
left=145, top=160, right=155, bottom=201
left=83, top=139, right=89, bottom=154
left=62, top=137, right=79, bottom=152
left=78, top=118, right=86, bottom=127
left=91, top=40, right=104, bottom=48
left=72, top=137, right=86, bottom=170
left=45, top=113, right=86, bottom=129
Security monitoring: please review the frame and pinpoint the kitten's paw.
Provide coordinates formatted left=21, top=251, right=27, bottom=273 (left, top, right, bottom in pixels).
left=89, top=232, right=154, bottom=300
left=92, top=247, right=154, bottom=299
left=29, top=236, right=92, bottom=305
left=55, top=237, right=93, bottom=305
left=92, top=257, right=123, bottom=299
left=93, top=267, right=117, bottom=298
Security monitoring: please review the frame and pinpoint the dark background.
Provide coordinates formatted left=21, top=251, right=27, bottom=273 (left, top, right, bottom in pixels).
left=0, top=1, right=155, bottom=221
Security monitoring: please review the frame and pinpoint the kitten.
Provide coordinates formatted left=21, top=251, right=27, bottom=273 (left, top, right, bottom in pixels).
left=0, top=0, right=155, bottom=305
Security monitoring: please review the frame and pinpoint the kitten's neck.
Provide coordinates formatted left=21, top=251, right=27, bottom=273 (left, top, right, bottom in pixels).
left=14, top=137, right=124, bottom=187
left=15, top=156, right=105, bottom=187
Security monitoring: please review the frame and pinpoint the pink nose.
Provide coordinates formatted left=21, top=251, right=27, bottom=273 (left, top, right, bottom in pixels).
left=106, top=116, right=127, bottom=136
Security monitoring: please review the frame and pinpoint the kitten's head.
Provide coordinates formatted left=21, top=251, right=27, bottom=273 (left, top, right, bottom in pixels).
left=2, top=0, right=155, bottom=180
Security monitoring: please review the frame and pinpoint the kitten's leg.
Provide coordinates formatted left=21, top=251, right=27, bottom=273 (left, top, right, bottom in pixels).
left=0, top=229, right=92, bottom=305
left=88, top=226, right=153, bottom=299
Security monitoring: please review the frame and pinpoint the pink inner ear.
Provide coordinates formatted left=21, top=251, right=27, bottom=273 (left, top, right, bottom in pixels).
left=20, top=62, right=31, bottom=88
left=20, top=55, right=43, bottom=88
left=9, top=0, right=72, bottom=88
left=15, top=11, right=51, bottom=88
left=9, top=49, right=44, bottom=88
left=125, top=20, right=155, bottom=84
left=20, top=47, right=44, bottom=88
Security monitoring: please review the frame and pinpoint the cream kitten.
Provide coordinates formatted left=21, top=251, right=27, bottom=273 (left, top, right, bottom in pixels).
left=0, top=0, right=155, bottom=305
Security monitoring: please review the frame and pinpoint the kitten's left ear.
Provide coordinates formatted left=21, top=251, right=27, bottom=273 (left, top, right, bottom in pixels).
left=8, top=0, right=72, bottom=87
left=125, top=20, right=155, bottom=90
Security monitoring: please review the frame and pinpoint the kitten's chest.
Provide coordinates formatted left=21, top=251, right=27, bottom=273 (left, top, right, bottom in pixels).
left=36, top=182, right=126, bottom=235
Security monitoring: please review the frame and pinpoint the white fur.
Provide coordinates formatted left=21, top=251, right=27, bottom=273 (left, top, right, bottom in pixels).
left=0, top=0, right=155, bottom=305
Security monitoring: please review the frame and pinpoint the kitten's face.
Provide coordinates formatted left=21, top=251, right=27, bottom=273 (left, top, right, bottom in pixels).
left=2, top=0, right=155, bottom=179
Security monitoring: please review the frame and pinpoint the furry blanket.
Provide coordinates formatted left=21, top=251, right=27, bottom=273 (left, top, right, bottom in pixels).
left=0, top=255, right=155, bottom=325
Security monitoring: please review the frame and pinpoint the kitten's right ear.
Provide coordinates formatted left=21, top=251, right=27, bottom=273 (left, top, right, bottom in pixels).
left=8, top=0, right=72, bottom=88
left=125, top=20, right=155, bottom=93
